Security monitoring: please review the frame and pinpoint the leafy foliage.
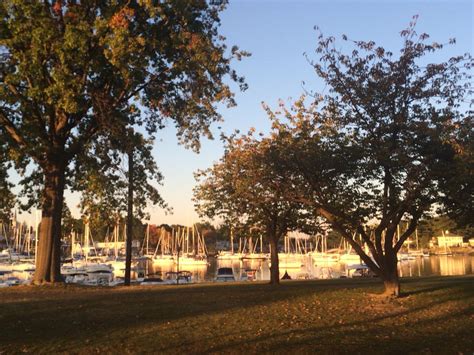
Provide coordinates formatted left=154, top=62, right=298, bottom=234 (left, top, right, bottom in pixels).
left=264, top=17, right=473, bottom=295
left=0, top=0, right=247, bottom=282
left=0, top=137, right=14, bottom=223
left=195, top=131, right=310, bottom=238
left=437, top=116, right=473, bottom=227
left=194, top=131, right=316, bottom=284
left=72, top=130, right=168, bottom=233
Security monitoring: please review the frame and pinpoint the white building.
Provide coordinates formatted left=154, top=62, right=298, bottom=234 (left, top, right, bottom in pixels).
left=436, top=235, right=464, bottom=247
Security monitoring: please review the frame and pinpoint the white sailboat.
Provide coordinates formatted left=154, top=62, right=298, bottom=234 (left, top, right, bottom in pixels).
left=216, top=229, right=243, bottom=260
left=310, top=232, right=340, bottom=264
left=240, top=234, right=267, bottom=260
left=271, top=233, right=310, bottom=269
left=339, top=237, right=362, bottom=263
left=152, top=226, right=175, bottom=265
left=63, top=218, right=114, bottom=285
left=174, top=224, right=209, bottom=266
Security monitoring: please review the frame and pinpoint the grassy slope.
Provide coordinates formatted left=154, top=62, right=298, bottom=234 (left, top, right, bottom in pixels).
left=0, top=276, right=473, bottom=354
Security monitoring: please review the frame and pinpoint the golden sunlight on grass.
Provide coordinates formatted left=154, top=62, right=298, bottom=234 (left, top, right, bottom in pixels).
left=1, top=276, right=473, bottom=353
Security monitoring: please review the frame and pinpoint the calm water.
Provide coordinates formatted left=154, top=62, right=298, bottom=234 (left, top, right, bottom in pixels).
left=144, top=255, right=474, bottom=282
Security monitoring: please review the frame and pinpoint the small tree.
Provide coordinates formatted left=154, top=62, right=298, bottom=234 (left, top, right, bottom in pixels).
left=194, top=132, right=309, bottom=285
left=266, top=17, right=472, bottom=296
left=73, top=129, right=168, bottom=284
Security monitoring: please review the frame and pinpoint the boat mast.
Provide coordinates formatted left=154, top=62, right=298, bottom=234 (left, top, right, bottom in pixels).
left=71, top=229, right=74, bottom=260
left=84, top=217, right=89, bottom=264
left=146, top=223, right=149, bottom=255
left=192, top=224, right=195, bottom=256
left=415, top=228, right=419, bottom=250
left=114, top=219, right=119, bottom=259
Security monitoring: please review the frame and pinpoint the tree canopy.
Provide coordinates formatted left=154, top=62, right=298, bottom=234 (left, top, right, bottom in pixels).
left=262, top=17, right=473, bottom=296
left=0, top=138, right=14, bottom=223
left=437, top=116, right=473, bottom=227
left=0, top=0, right=247, bottom=283
left=73, top=130, right=168, bottom=233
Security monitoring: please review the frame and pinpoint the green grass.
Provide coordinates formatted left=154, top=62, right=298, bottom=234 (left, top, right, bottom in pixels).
left=1, top=276, right=473, bottom=354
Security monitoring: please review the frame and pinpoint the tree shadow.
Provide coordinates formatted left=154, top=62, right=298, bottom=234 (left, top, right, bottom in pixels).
left=0, top=276, right=472, bottom=352
left=204, top=290, right=473, bottom=353
left=399, top=275, right=474, bottom=297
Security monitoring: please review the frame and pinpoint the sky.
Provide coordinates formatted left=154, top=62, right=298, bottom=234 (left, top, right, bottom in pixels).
left=14, top=0, right=474, bottom=226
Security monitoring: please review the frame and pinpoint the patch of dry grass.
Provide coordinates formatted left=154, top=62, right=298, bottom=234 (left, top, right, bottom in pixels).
left=0, top=276, right=473, bottom=354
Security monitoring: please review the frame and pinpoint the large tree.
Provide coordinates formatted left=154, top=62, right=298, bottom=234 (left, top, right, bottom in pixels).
left=194, top=132, right=310, bottom=285
left=266, top=18, right=472, bottom=296
left=0, top=0, right=247, bottom=283
left=0, top=137, right=15, bottom=223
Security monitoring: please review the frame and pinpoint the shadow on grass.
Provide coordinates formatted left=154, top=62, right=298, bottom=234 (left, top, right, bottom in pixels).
left=1, top=281, right=364, bottom=346
left=0, top=275, right=472, bottom=352
left=204, top=289, right=474, bottom=353
left=400, top=274, right=474, bottom=297
left=261, top=308, right=474, bottom=353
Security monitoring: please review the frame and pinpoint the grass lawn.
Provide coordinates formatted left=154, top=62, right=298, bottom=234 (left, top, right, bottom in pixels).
left=0, top=276, right=473, bottom=354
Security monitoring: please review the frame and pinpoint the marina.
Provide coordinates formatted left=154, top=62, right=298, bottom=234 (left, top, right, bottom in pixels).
left=152, top=254, right=474, bottom=282
left=2, top=252, right=473, bottom=287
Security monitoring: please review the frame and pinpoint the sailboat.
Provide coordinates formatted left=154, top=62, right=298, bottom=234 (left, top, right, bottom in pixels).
left=310, top=231, right=340, bottom=264
left=338, top=235, right=362, bottom=263
left=275, top=234, right=305, bottom=269
left=152, top=226, right=175, bottom=265
left=175, top=225, right=209, bottom=266
left=63, top=218, right=113, bottom=285
left=240, top=234, right=267, bottom=260
left=105, top=222, right=141, bottom=277
left=216, top=229, right=243, bottom=261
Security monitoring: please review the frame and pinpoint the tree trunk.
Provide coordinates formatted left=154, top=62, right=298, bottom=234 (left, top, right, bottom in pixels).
left=124, top=148, right=134, bottom=286
left=382, top=251, right=400, bottom=297
left=34, top=164, right=65, bottom=284
left=269, top=237, right=279, bottom=285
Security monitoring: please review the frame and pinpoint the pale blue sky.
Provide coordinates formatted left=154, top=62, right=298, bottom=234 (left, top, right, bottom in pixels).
left=146, top=0, right=473, bottom=226
left=15, top=0, right=474, bottom=225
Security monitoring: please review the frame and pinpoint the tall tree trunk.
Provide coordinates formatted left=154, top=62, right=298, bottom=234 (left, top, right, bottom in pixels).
left=382, top=250, right=400, bottom=297
left=269, top=237, right=279, bottom=285
left=34, top=163, right=65, bottom=284
left=124, top=148, right=134, bottom=286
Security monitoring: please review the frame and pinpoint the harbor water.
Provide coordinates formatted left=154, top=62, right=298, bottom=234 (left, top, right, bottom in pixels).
left=144, top=255, right=474, bottom=283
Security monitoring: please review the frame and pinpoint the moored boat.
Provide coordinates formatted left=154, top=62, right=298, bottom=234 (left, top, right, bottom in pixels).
left=215, top=267, right=235, bottom=282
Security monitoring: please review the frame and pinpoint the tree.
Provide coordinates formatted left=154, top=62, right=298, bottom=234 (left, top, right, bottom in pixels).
left=266, top=17, right=472, bottom=296
left=437, top=116, right=473, bottom=227
left=0, top=1, right=247, bottom=283
left=194, top=131, right=310, bottom=285
left=0, top=139, right=14, bottom=223
left=74, top=129, right=168, bottom=285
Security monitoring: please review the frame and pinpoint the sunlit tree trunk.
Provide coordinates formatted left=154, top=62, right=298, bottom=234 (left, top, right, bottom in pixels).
left=381, top=250, right=400, bottom=297
left=34, top=163, right=65, bottom=284
left=269, top=237, right=279, bottom=285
